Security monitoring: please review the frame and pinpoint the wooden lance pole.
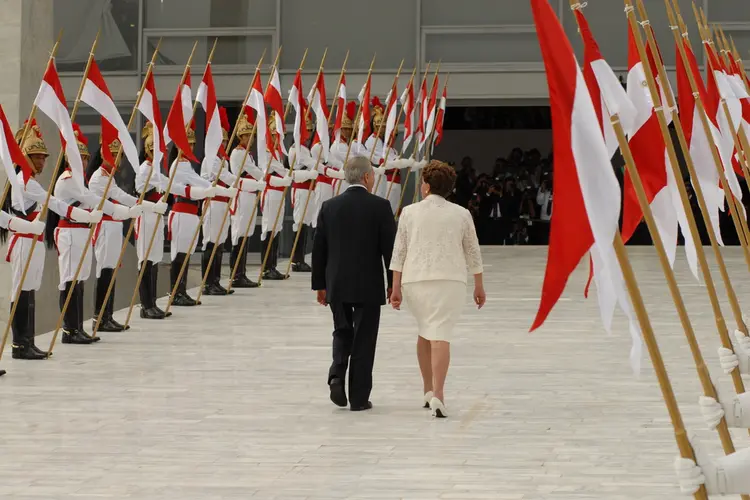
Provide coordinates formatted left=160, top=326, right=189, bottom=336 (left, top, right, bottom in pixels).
left=334, top=54, right=377, bottom=197
left=371, top=59, right=406, bottom=196
left=0, top=32, right=64, bottom=361
left=166, top=48, right=271, bottom=311
left=282, top=51, right=350, bottom=279
left=256, top=49, right=328, bottom=285
left=122, top=41, right=201, bottom=328
left=7, top=31, right=102, bottom=355
left=54, top=39, right=161, bottom=341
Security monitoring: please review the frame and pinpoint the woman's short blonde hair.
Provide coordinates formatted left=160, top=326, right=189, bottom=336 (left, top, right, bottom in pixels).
left=422, top=160, right=456, bottom=198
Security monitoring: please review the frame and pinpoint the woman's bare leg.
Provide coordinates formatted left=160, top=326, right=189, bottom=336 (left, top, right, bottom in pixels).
left=417, top=335, right=433, bottom=394
left=431, top=340, right=450, bottom=403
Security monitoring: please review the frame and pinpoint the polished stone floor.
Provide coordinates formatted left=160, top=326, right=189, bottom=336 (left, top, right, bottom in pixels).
left=1, top=246, right=749, bottom=499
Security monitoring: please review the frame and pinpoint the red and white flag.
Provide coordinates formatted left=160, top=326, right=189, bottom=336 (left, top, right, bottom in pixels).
left=196, top=63, right=222, bottom=166
left=419, top=77, right=439, bottom=152
left=164, top=68, right=198, bottom=163
left=432, top=85, right=447, bottom=151
left=0, top=107, right=33, bottom=207
left=137, top=72, right=166, bottom=172
left=244, top=70, right=268, bottom=173
left=82, top=60, right=140, bottom=171
left=415, top=77, right=428, bottom=152
left=399, top=79, right=415, bottom=154
left=34, top=61, right=85, bottom=193
left=265, top=68, right=288, bottom=158
left=677, top=40, right=725, bottom=246
left=307, top=71, right=329, bottom=160
left=622, top=27, right=679, bottom=268
left=357, top=75, right=372, bottom=144
left=288, top=70, right=310, bottom=160
left=333, top=74, right=347, bottom=142
left=383, top=80, right=399, bottom=149
left=529, top=0, right=641, bottom=371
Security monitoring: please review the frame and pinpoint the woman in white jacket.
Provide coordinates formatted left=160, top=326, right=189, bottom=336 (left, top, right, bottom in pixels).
left=389, top=160, right=486, bottom=418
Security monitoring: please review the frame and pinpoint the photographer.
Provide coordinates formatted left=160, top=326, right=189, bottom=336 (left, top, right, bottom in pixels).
left=537, top=175, right=553, bottom=221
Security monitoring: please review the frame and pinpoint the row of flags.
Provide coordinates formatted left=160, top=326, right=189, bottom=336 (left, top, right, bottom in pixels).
left=0, top=49, right=450, bottom=206
left=530, top=0, right=750, bottom=371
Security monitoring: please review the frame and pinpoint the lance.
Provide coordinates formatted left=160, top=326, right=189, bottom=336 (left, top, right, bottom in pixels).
left=256, top=49, right=328, bottom=285
left=334, top=54, right=377, bottom=197
left=371, top=59, right=405, bottom=196
left=395, top=62, right=432, bottom=218
left=0, top=32, right=64, bottom=361
left=52, top=39, right=161, bottom=343
left=282, top=51, right=350, bottom=278
left=388, top=69, right=439, bottom=207
left=413, top=62, right=441, bottom=204
left=122, top=40, right=201, bottom=328
left=661, top=0, right=750, bottom=350
left=571, top=3, right=747, bottom=492
left=165, top=48, right=271, bottom=312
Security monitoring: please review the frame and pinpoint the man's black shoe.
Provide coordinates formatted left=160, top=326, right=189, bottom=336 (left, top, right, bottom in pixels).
left=350, top=401, right=373, bottom=412
left=329, top=378, right=347, bottom=407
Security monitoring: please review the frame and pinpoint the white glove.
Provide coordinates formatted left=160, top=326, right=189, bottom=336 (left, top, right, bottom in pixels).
left=190, top=186, right=215, bottom=200
left=141, top=200, right=168, bottom=215
left=411, top=159, right=428, bottom=172
left=676, top=437, right=750, bottom=495
left=215, top=186, right=238, bottom=200
left=325, top=167, right=345, bottom=180
left=111, top=204, right=131, bottom=221
left=701, top=393, right=750, bottom=429
left=307, top=170, right=319, bottom=181
left=373, top=166, right=387, bottom=176
left=292, top=170, right=308, bottom=183
left=240, top=178, right=265, bottom=192
left=88, top=210, right=103, bottom=224
left=8, top=215, right=45, bottom=236
left=69, top=207, right=93, bottom=224
left=269, top=175, right=292, bottom=188
left=699, top=396, right=726, bottom=430
left=382, top=160, right=399, bottom=171
left=735, top=330, right=750, bottom=374
left=128, top=204, right=144, bottom=218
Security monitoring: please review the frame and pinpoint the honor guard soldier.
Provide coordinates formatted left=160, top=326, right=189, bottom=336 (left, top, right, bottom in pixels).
left=201, top=107, right=265, bottom=295
left=329, top=102, right=365, bottom=194
left=0, top=121, right=82, bottom=360
left=168, top=122, right=235, bottom=306
left=87, top=135, right=166, bottom=331
left=319, top=102, right=352, bottom=200
left=260, top=113, right=292, bottom=280
left=50, top=125, right=139, bottom=345
left=365, top=98, right=405, bottom=213
left=135, top=124, right=213, bottom=319
left=228, top=112, right=266, bottom=288
left=288, top=108, right=320, bottom=272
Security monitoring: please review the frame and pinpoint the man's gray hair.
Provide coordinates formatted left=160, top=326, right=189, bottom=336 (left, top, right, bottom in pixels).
left=344, top=155, right=373, bottom=185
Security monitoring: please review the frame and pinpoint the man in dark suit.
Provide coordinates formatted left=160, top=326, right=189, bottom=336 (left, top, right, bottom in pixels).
left=312, top=156, right=396, bottom=411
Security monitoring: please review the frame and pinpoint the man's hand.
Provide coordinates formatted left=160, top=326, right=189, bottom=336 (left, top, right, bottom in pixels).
left=389, top=287, right=401, bottom=310
left=316, top=289, right=327, bottom=306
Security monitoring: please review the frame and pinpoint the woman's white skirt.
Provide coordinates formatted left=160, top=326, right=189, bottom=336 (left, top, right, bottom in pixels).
left=403, top=279, right=466, bottom=342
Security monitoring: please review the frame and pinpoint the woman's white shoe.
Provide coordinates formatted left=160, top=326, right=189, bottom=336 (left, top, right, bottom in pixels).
left=430, top=397, right=447, bottom=418
left=423, top=391, right=433, bottom=409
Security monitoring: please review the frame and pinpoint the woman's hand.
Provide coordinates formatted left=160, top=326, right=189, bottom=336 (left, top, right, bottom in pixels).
left=390, top=287, right=402, bottom=310
left=474, top=284, right=486, bottom=309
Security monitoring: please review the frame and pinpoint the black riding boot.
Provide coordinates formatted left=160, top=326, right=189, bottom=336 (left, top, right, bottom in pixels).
left=151, top=262, right=171, bottom=317
left=61, top=282, right=93, bottom=345
left=263, top=236, right=285, bottom=280
left=76, top=282, right=100, bottom=342
left=139, top=262, right=165, bottom=319
left=202, top=243, right=222, bottom=296
left=292, top=225, right=312, bottom=272
left=27, top=290, right=49, bottom=357
left=171, top=253, right=197, bottom=306
left=11, top=291, right=46, bottom=360
left=232, top=242, right=258, bottom=288
left=96, top=269, right=123, bottom=331
left=213, top=244, right=233, bottom=294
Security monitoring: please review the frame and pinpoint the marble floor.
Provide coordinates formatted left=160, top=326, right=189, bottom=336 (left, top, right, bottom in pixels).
left=1, top=246, right=749, bottom=499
